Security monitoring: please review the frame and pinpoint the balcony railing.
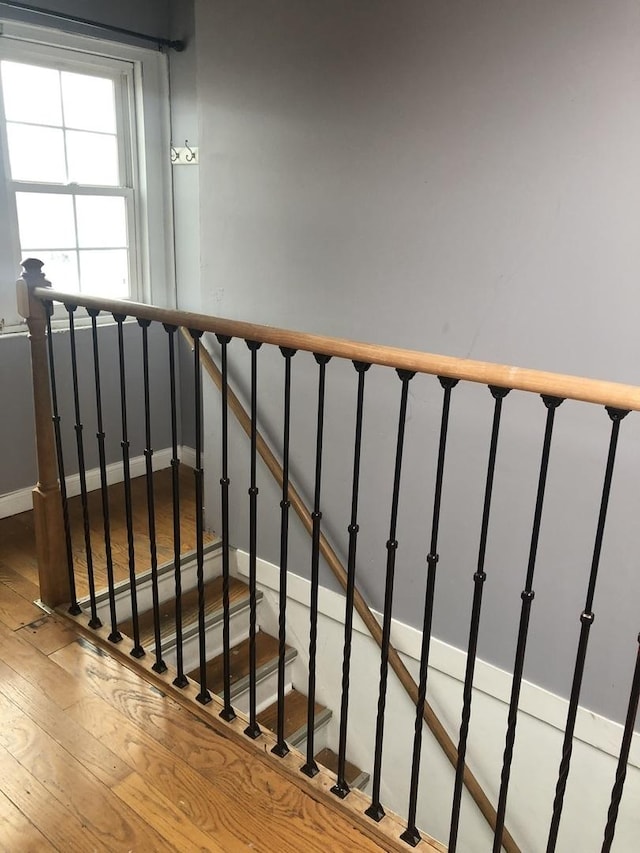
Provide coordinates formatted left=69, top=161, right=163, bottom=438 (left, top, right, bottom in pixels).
left=18, top=257, right=640, bottom=852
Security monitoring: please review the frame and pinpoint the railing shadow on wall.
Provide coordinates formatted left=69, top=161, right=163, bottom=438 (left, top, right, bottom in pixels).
left=17, top=257, right=640, bottom=853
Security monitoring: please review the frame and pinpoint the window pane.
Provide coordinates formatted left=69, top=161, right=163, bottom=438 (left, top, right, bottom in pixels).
left=7, top=124, right=66, bottom=183
left=16, top=193, right=76, bottom=249
left=80, top=249, right=129, bottom=297
left=66, top=130, right=119, bottom=186
left=1, top=61, right=62, bottom=126
left=22, top=250, right=80, bottom=292
left=76, top=196, right=127, bottom=248
left=61, top=72, right=117, bottom=133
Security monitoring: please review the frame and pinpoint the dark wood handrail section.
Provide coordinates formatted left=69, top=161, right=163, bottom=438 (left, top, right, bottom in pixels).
left=34, top=285, right=640, bottom=411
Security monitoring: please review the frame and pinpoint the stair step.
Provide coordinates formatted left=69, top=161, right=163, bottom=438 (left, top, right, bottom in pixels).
left=187, top=630, right=296, bottom=699
left=257, top=688, right=331, bottom=748
left=120, top=575, right=253, bottom=650
left=314, top=747, right=370, bottom=792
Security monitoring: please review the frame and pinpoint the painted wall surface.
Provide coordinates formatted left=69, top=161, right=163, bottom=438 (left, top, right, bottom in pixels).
left=242, top=550, right=640, bottom=853
left=169, top=0, right=199, bottom=450
left=0, top=0, right=176, bottom=499
left=185, top=0, right=640, bottom=728
left=0, top=321, right=173, bottom=496
left=0, top=0, right=170, bottom=42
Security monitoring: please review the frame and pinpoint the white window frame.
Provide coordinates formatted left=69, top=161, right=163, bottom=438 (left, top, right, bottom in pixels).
left=0, top=20, right=174, bottom=333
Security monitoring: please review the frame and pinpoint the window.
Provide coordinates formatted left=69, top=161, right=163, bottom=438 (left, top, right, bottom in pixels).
left=0, top=22, right=173, bottom=330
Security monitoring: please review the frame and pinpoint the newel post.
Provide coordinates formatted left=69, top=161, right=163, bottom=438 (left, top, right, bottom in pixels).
left=16, top=258, right=69, bottom=608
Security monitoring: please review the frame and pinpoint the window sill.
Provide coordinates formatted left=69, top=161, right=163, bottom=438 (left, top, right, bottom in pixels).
left=0, top=312, right=138, bottom=338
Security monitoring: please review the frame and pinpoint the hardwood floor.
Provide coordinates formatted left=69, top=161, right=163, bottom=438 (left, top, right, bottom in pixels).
left=0, top=474, right=388, bottom=852
left=0, top=467, right=214, bottom=600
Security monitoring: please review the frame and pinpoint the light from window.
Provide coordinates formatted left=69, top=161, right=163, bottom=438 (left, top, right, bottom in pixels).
left=1, top=58, right=133, bottom=299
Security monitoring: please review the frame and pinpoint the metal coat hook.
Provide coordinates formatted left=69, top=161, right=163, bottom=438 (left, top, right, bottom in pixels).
left=170, top=143, right=179, bottom=163
left=184, top=140, right=196, bottom=162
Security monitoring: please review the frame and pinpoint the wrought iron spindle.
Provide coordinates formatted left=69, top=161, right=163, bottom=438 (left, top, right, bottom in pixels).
left=402, top=376, right=458, bottom=847
left=449, top=385, right=510, bottom=852
left=216, top=333, right=236, bottom=722
left=302, top=353, right=331, bottom=778
left=272, top=346, right=297, bottom=757
left=45, top=305, right=81, bottom=615
left=493, top=394, right=563, bottom=852
left=138, top=320, right=166, bottom=674
left=245, top=339, right=262, bottom=737
left=601, top=632, right=640, bottom=852
left=191, top=329, right=211, bottom=704
left=366, top=369, right=415, bottom=822
left=89, top=309, right=121, bottom=643
left=546, top=407, right=629, bottom=852
left=331, top=360, right=370, bottom=797
left=114, top=315, right=144, bottom=658
left=164, top=323, right=187, bottom=688
left=67, top=305, right=101, bottom=629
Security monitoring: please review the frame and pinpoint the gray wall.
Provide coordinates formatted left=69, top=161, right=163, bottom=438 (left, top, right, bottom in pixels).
left=182, top=0, right=640, bottom=725
left=0, top=0, right=175, bottom=496
left=0, top=0, right=170, bottom=43
left=168, top=0, right=199, bottom=450
left=0, top=320, right=173, bottom=496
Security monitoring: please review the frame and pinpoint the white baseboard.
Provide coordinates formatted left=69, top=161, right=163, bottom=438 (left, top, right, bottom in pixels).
left=0, top=445, right=196, bottom=520
left=234, top=548, right=640, bottom=770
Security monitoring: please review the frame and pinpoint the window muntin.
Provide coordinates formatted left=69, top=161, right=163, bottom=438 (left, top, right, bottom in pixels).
left=0, top=49, right=136, bottom=302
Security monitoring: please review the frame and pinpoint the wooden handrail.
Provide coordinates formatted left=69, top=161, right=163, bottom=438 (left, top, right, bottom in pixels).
left=36, top=286, right=640, bottom=411
left=180, top=327, right=521, bottom=853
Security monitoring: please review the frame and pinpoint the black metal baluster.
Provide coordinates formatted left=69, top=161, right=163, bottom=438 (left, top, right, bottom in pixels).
left=164, top=324, right=188, bottom=688
left=493, top=394, right=563, bottom=852
left=245, top=339, right=262, bottom=737
left=301, top=353, right=331, bottom=778
left=546, top=407, right=629, bottom=852
left=601, top=633, right=640, bottom=852
left=45, top=304, right=81, bottom=616
left=366, top=369, right=415, bottom=822
left=216, top=333, right=236, bottom=722
left=89, top=309, right=121, bottom=643
left=331, top=361, right=370, bottom=796
left=139, top=320, right=167, bottom=674
left=67, top=305, right=101, bottom=630
left=449, top=385, right=510, bottom=852
left=272, top=346, right=297, bottom=757
left=402, top=376, right=458, bottom=847
left=114, top=315, right=144, bottom=658
left=191, top=329, right=211, bottom=705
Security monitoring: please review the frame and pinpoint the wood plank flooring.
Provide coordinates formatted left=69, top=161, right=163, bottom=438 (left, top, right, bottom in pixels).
left=0, top=474, right=389, bottom=852
left=0, top=467, right=215, bottom=600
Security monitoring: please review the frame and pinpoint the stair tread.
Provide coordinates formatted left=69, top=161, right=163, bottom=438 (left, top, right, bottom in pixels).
left=257, top=688, right=329, bottom=742
left=187, top=630, right=294, bottom=693
left=120, top=575, right=250, bottom=649
left=314, top=747, right=369, bottom=789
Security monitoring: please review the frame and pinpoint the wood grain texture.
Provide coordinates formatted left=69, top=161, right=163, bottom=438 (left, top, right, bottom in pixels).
left=0, top=742, right=110, bottom=853
left=38, top=285, right=640, bottom=410
left=315, top=746, right=367, bottom=788
left=257, top=687, right=324, bottom=740
left=187, top=628, right=289, bottom=692
left=0, top=790, right=55, bottom=853
left=193, top=331, right=519, bottom=853
left=112, top=772, right=227, bottom=853
left=16, top=613, right=78, bottom=654
left=55, top=615, right=444, bottom=853
left=0, top=467, right=214, bottom=601
left=120, top=574, right=248, bottom=649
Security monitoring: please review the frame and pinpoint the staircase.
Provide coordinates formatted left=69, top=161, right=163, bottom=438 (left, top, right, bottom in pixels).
left=86, top=543, right=370, bottom=793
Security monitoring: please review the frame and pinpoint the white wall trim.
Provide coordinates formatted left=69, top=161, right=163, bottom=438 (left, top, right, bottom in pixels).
left=0, top=444, right=196, bottom=519
left=234, top=549, right=640, bottom=770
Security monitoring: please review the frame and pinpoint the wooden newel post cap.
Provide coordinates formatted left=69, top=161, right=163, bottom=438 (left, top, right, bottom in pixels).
left=16, top=257, right=52, bottom=320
